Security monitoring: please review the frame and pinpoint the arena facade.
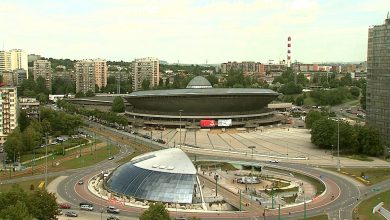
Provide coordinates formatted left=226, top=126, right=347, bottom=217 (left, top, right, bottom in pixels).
left=124, top=76, right=281, bottom=128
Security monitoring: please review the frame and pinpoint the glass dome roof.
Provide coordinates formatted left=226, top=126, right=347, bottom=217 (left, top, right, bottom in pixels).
left=105, top=149, right=197, bottom=204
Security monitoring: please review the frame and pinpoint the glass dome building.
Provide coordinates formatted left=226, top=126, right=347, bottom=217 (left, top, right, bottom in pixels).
left=105, top=148, right=197, bottom=204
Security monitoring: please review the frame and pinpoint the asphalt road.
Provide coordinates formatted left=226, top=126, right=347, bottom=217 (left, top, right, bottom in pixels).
left=2, top=120, right=390, bottom=220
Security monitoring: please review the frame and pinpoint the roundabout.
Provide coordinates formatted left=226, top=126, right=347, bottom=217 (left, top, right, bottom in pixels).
left=54, top=144, right=356, bottom=220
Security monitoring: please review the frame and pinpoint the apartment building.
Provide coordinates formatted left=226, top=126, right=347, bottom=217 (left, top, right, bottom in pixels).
left=0, top=86, right=17, bottom=146
left=33, top=60, right=52, bottom=91
left=0, top=49, right=28, bottom=77
left=19, top=97, right=40, bottom=119
left=131, top=57, right=159, bottom=91
left=366, top=16, right=390, bottom=144
left=75, top=59, right=107, bottom=94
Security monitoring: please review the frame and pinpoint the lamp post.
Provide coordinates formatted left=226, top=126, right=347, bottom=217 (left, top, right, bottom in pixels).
left=248, top=146, right=256, bottom=159
left=179, top=110, right=183, bottom=147
left=337, top=119, right=340, bottom=172
left=45, top=132, right=48, bottom=189
left=214, top=174, right=219, bottom=197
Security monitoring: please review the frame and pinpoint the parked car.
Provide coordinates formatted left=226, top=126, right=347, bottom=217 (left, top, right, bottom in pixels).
left=79, top=202, right=93, bottom=207
left=65, top=211, right=78, bottom=217
left=268, top=159, right=279, bottom=163
left=58, top=203, right=71, bottom=209
left=108, top=156, right=114, bottom=160
left=78, top=180, right=84, bottom=185
left=107, top=206, right=120, bottom=214
left=107, top=216, right=120, bottom=220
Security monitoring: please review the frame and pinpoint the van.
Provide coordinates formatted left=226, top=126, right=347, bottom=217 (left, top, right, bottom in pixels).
left=80, top=204, right=93, bottom=211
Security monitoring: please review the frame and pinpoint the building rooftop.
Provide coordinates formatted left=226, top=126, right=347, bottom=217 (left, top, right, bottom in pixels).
left=186, top=76, right=212, bottom=88
left=127, top=88, right=278, bottom=97
left=131, top=148, right=196, bottom=174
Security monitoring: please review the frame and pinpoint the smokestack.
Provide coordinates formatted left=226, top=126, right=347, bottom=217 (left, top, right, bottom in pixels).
left=287, top=36, right=292, bottom=68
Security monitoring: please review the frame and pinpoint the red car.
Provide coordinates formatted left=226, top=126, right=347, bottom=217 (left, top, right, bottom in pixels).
left=58, top=203, right=71, bottom=209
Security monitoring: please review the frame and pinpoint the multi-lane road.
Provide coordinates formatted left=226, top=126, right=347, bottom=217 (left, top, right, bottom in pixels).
left=2, top=120, right=389, bottom=220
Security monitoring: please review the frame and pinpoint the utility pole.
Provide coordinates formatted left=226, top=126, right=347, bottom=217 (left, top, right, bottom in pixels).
left=214, top=174, right=218, bottom=197
left=278, top=204, right=281, bottom=220
left=179, top=110, right=183, bottom=147
left=337, top=120, right=340, bottom=172
left=45, top=133, right=48, bottom=189
left=304, top=191, right=307, bottom=220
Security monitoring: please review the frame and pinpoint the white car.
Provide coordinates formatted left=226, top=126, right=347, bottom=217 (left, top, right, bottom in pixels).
left=269, top=159, right=279, bottom=163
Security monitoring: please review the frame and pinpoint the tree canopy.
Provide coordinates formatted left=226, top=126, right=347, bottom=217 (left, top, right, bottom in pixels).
left=139, top=203, right=170, bottom=220
left=111, top=97, right=125, bottom=113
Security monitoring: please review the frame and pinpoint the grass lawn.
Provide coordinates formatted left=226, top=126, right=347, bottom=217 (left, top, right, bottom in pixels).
left=116, top=149, right=142, bottom=164
left=58, top=145, right=119, bottom=169
left=0, top=177, right=57, bottom=194
left=194, top=161, right=238, bottom=171
left=354, top=189, right=390, bottom=220
left=326, top=167, right=390, bottom=185
left=345, top=154, right=374, bottom=162
left=24, top=141, right=100, bottom=167
left=21, top=138, right=90, bottom=163
left=297, top=214, right=328, bottom=220
left=266, top=167, right=325, bottom=196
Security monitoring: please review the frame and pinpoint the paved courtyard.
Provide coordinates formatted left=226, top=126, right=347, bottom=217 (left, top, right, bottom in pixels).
left=137, top=126, right=390, bottom=167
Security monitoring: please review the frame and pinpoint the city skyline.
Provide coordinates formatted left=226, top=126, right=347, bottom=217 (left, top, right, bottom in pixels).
left=0, top=0, right=388, bottom=64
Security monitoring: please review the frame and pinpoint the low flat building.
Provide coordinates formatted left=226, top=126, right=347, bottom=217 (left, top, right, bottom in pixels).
left=19, top=97, right=40, bottom=119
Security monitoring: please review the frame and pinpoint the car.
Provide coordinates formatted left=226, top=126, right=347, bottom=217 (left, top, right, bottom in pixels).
left=57, top=210, right=63, bottom=215
left=65, top=211, right=78, bottom=217
left=107, top=217, right=120, bottom=220
left=79, top=202, right=93, bottom=207
left=58, top=203, right=71, bottom=209
left=80, top=204, right=94, bottom=211
left=107, top=206, right=120, bottom=214
left=78, top=180, right=84, bottom=185
left=269, top=159, right=279, bottom=163
left=108, top=156, right=114, bottom=160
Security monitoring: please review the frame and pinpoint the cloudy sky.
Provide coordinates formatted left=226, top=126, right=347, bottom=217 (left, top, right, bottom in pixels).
left=0, top=0, right=388, bottom=64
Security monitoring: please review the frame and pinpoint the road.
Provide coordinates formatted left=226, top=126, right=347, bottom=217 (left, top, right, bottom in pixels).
left=2, top=119, right=390, bottom=220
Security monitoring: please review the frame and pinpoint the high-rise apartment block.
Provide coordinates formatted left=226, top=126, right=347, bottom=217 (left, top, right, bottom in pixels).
left=366, top=15, right=390, bottom=144
left=0, top=86, right=17, bottom=146
left=131, top=57, right=159, bottom=91
left=0, top=49, right=28, bottom=77
left=75, top=59, right=107, bottom=94
left=33, top=60, right=52, bottom=91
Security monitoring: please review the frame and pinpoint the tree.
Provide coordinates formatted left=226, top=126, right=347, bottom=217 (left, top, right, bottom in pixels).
left=305, top=111, right=324, bottom=129
left=36, top=93, right=48, bottom=104
left=349, top=86, right=360, bottom=98
left=0, top=201, right=32, bottom=220
left=85, top=90, right=95, bottom=97
left=111, top=97, right=125, bottom=113
left=28, top=189, right=58, bottom=220
left=18, top=110, right=30, bottom=132
left=22, top=124, right=42, bottom=152
left=139, top=203, right=170, bottom=220
left=311, top=118, right=336, bottom=149
left=4, top=129, right=23, bottom=162
left=142, top=79, right=150, bottom=90
left=295, top=96, right=304, bottom=106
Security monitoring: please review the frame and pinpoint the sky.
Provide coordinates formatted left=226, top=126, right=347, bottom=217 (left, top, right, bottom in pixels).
left=0, top=0, right=389, bottom=64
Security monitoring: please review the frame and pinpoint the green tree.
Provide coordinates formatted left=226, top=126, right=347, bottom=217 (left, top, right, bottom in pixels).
left=295, top=96, right=304, bottom=106
left=311, top=118, right=336, bottom=149
left=85, top=90, right=95, bottom=97
left=360, top=80, right=366, bottom=110
left=305, top=110, right=324, bottom=129
left=0, top=201, right=32, bottom=220
left=349, top=86, right=360, bottom=98
left=4, top=129, right=24, bottom=162
left=111, top=97, right=125, bottom=113
left=142, top=79, right=150, bottom=90
left=18, top=110, right=30, bottom=132
left=28, top=189, right=58, bottom=220
left=356, top=125, right=383, bottom=156
left=22, top=124, right=42, bottom=152
left=139, top=203, right=170, bottom=220
left=36, top=93, right=48, bottom=104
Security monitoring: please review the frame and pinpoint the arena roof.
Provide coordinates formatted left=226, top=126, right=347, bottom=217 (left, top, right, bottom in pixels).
left=127, top=88, right=278, bottom=97
left=131, top=148, right=196, bottom=174
left=186, top=76, right=212, bottom=88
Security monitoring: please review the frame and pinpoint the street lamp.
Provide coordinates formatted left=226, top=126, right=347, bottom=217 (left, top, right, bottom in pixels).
left=337, top=119, right=340, bottom=172
left=214, top=174, right=219, bottom=197
left=45, top=132, right=48, bottom=189
left=179, top=110, right=184, bottom=147
left=248, top=146, right=256, bottom=159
